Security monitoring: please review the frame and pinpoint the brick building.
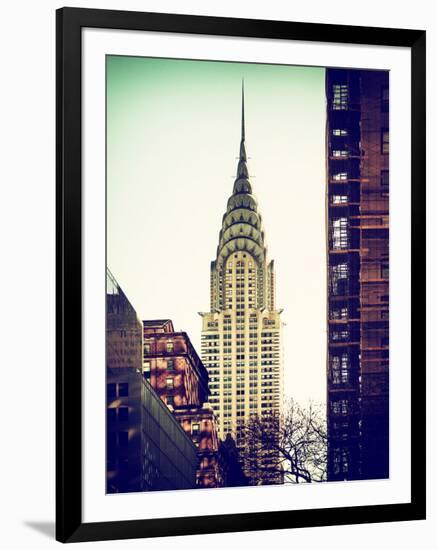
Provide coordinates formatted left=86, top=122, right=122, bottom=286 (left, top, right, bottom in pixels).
left=326, top=69, right=389, bottom=481
left=143, top=319, right=248, bottom=488
left=143, top=319, right=209, bottom=409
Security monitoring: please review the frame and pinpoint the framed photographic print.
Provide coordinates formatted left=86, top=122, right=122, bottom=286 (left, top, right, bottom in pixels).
left=56, top=7, right=426, bottom=543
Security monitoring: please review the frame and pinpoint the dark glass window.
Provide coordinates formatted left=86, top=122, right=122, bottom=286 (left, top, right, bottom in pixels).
left=118, top=383, right=128, bottom=397
left=118, top=407, right=129, bottom=422
left=107, top=432, right=116, bottom=449
left=107, top=408, right=116, bottom=423
left=167, top=359, right=175, bottom=370
left=107, top=383, right=116, bottom=399
left=118, top=431, right=129, bottom=447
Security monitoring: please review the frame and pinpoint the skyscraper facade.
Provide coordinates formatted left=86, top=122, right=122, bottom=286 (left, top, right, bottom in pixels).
left=200, top=87, right=283, bottom=480
left=326, top=69, right=389, bottom=481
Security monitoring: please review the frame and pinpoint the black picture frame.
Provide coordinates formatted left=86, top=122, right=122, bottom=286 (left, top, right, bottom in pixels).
left=56, top=6, right=426, bottom=543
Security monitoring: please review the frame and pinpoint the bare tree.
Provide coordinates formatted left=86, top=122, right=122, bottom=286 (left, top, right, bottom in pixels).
left=239, top=398, right=327, bottom=484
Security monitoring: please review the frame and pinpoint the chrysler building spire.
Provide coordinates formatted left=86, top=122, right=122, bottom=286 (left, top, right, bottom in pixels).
left=237, top=80, right=249, bottom=180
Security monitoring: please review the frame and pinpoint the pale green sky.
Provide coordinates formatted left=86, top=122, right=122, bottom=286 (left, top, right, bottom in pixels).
left=107, top=56, right=327, bottom=404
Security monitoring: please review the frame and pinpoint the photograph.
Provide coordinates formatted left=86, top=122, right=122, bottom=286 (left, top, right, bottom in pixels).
left=0, top=0, right=430, bottom=546
left=105, top=55, right=390, bottom=493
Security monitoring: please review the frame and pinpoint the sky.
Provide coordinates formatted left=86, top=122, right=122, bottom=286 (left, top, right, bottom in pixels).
left=107, top=56, right=327, bottom=404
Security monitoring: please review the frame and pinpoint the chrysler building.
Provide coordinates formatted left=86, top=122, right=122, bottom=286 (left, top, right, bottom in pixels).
left=200, top=84, right=283, bottom=454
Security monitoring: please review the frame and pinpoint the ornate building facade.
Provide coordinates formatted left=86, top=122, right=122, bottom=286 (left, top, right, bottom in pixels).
left=200, top=87, right=283, bottom=483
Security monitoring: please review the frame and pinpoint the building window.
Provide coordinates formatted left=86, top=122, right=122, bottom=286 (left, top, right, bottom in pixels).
left=118, top=383, right=128, bottom=397
left=332, top=218, right=348, bottom=249
left=332, top=150, right=348, bottom=158
left=118, top=407, right=129, bottom=422
left=331, top=263, right=348, bottom=296
left=107, top=408, right=116, bottom=422
left=107, top=432, right=116, bottom=450
left=331, top=306, right=348, bottom=320
left=165, top=377, right=174, bottom=389
left=118, top=431, right=129, bottom=447
left=332, top=128, right=348, bottom=136
left=192, top=423, right=200, bottom=435
left=331, top=354, right=349, bottom=385
left=167, top=359, right=175, bottom=370
left=381, top=261, right=389, bottom=279
left=332, top=84, right=348, bottom=110
left=143, top=361, right=151, bottom=378
left=381, top=129, right=389, bottom=154
left=332, top=399, right=348, bottom=415
left=331, top=195, right=348, bottom=204
left=332, top=172, right=348, bottom=181
left=107, top=383, right=116, bottom=399
left=144, top=343, right=150, bottom=353
left=166, top=341, right=174, bottom=352
left=333, top=447, right=349, bottom=475
left=331, top=329, right=349, bottom=342
left=381, top=169, right=389, bottom=194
